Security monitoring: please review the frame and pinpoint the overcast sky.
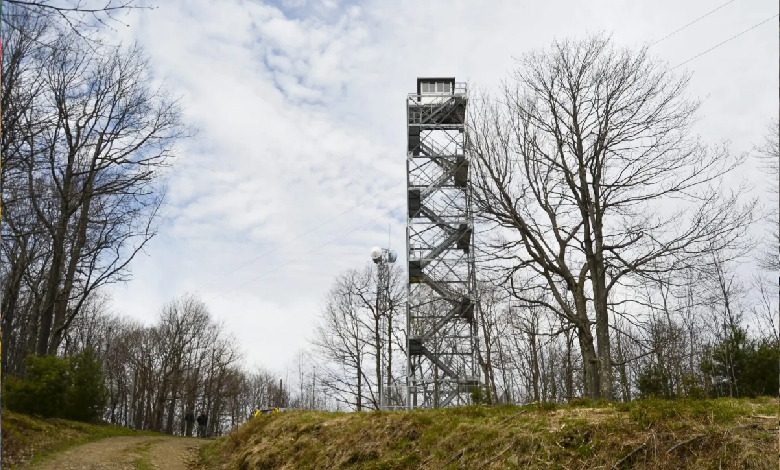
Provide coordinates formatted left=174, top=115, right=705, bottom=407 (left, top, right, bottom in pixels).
left=103, top=0, right=779, bottom=373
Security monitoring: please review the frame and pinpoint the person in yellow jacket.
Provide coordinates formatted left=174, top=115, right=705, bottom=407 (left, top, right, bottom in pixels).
left=253, top=409, right=261, bottom=419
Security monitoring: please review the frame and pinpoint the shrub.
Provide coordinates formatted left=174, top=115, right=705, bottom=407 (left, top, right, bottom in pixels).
left=738, top=338, right=779, bottom=397
left=637, top=363, right=674, bottom=399
left=701, top=328, right=779, bottom=398
left=3, top=348, right=107, bottom=422
left=3, top=355, right=71, bottom=418
left=64, top=348, right=108, bottom=422
left=470, top=385, right=492, bottom=405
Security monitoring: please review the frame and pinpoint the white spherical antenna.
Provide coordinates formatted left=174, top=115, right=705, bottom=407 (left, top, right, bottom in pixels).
left=370, top=246, right=383, bottom=260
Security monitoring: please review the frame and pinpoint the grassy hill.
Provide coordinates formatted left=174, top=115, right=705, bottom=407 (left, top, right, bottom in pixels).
left=1, top=410, right=160, bottom=468
left=198, top=397, right=778, bottom=470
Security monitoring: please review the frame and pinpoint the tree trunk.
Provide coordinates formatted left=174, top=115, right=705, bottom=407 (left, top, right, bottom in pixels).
left=593, top=275, right=613, bottom=400
left=528, top=327, right=540, bottom=402
left=564, top=328, right=574, bottom=402
left=615, top=331, right=630, bottom=402
left=50, top=174, right=95, bottom=353
left=497, top=339, right=511, bottom=404
left=165, top=386, right=178, bottom=434
left=23, top=271, right=46, bottom=369
left=548, top=345, right=557, bottom=402
left=355, top=338, right=362, bottom=411
left=1, top=241, right=25, bottom=378
left=36, top=248, right=64, bottom=356
left=577, top=329, right=600, bottom=401
left=35, top=153, right=74, bottom=357
left=571, top=286, right=600, bottom=400
left=478, top=303, right=498, bottom=404
left=575, top=140, right=613, bottom=401
left=154, top=378, right=169, bottom=432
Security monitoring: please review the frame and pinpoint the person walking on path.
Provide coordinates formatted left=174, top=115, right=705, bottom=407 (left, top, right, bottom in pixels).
left=196, top=413, right=208, bottom=438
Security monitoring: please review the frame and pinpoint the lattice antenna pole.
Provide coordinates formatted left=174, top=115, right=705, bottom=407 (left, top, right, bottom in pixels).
left=405, top=78, right=479, bottom=409
left=371, top=246, right=396, bottom=410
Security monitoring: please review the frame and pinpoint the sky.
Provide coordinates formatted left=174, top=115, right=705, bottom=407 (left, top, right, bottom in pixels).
left=102, top=0, right=779, bottom=373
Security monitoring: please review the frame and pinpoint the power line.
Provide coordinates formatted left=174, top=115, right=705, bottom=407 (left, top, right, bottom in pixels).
left=671, top=13, right=778, bottom=69
left=206, top=203, right=405, bottom=303
left=203, top=180, right=404, bottom=288
left=650, top=0, right=738, bottom=46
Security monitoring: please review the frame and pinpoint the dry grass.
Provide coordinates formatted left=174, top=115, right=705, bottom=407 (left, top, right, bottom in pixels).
left=0, top=409, right=159, bottom=468
left=199, top=397, right=778, bottom=470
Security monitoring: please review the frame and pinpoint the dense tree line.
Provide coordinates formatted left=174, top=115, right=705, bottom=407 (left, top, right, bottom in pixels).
left=60, top=294, right=323, bottom=436
left=314, top=252, right=777, bottom=409
left=4, top=291, right=331, bottom=436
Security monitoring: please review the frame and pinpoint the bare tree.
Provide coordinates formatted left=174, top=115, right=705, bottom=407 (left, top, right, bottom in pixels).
left=2, top=0, right=152, bottom=40
left=312, top=269, right=372, bottom=411
left=0, top=22, right=189, bottom=358
left=474, top=282, right=506, bottom=404
left=311, top=264, right=406, bottom=411
left=0, top=6, right=54, bottom=378
left=750, top=274, right=779, bottom=343
left=468, top=34, right=755, bottom=400
left=753, top=119, right=779, bottom=272
left=1, top=4, right=180, bottom=372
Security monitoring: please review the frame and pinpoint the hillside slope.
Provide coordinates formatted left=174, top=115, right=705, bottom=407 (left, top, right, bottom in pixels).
left=1, top=410, right=159, bottom=468
left=199, top=397, right=778, bottom=470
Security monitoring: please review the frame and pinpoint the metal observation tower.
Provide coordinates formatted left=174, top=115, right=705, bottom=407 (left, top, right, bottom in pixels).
left=405, top=77, right=479, bottom=408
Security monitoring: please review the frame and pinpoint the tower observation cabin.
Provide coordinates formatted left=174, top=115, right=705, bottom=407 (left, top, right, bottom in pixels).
left=404, top=77, right=479, bottom=409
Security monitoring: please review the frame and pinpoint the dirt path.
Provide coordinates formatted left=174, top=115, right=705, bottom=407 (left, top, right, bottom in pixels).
left=29, top=436, right=209, bottom=470
left=148, top=437, right=209, bottom=470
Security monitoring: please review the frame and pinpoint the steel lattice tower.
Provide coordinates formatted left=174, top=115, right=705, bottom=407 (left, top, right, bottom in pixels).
left=405, top=78, right=479, bottom=409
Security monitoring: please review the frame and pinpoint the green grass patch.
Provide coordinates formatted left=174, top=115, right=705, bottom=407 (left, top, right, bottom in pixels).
left=131, top=441, right=155, bottom=470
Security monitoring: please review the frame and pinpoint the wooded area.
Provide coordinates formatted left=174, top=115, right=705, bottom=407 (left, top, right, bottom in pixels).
left=1, top=4, right=776, bottom=438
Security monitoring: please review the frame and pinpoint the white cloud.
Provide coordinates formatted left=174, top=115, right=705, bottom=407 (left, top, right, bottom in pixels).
left=106, top=0, right=778, bottom=369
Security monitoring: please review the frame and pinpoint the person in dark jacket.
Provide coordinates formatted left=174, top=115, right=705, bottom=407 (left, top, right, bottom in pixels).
left=196, top=413, right=208, bottom=438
